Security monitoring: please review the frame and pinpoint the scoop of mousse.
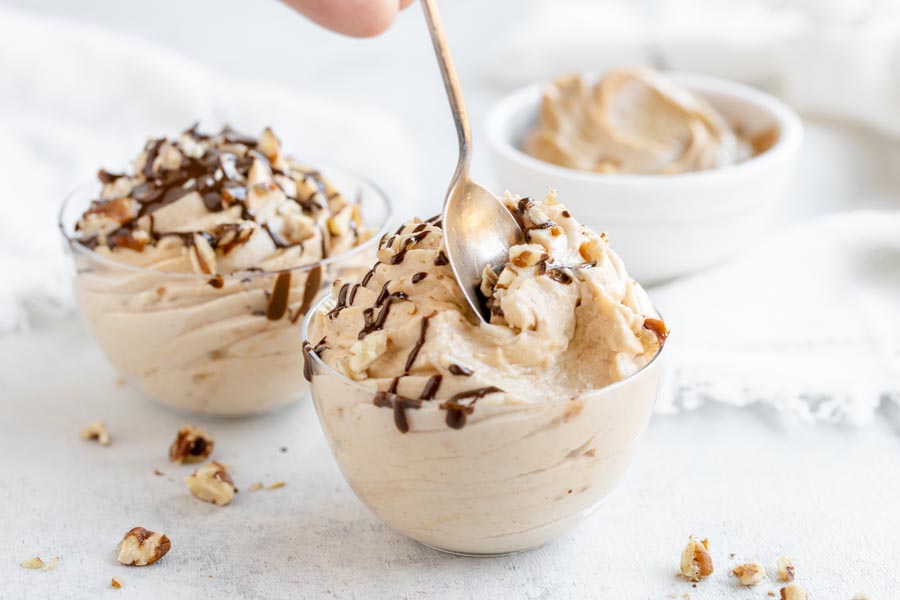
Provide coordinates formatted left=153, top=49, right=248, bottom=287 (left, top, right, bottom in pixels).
left=524, top=67, right=752, bottom=175
left=307, top=191, right=666, bottom=431
left=75, top=124, right=367, bottom=275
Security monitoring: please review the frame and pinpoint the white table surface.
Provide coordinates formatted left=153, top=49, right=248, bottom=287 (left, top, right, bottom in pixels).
left=1, top=1, right=899, bottom=598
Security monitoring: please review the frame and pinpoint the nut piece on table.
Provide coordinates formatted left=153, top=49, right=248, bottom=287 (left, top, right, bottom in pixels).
left=777, top=556, right=796, bottom=582
left=169, top=425, right=214, bottom=463
left=20, top=556, right=45, bottom=569
left=80, top=421, right=111, bottom=446
left=779, top=584, right=808, bottom=600
left=731, top=562, right=766, bottom=586
left=116, top=527, right=171, bottom=566
left=111, top=577, right=122, bottom=589
left=851, top=594, right=871, bottom=600
left=184, top=461, right=237, bottom=506
left=679, top=536, right=714, bottom=581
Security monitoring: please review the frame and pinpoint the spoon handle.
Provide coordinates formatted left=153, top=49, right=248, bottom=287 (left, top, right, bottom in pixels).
left=420, top=0, right=472, bottom=179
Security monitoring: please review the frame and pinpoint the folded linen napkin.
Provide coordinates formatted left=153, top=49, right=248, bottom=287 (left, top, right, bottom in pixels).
left=0, top=6, right=417, bottom=332
left=652, top=209, right=900, bottom=424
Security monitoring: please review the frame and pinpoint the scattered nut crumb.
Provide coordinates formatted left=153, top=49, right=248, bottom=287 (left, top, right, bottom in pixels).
left=267, top=481, right=286, bottom=490
left=42, top=556, right=60, bottom=571
left=779, top=584, right=808, bottom=600
left=732, top=562, right=766, bottom=586
left=80, top=421, right=111, bottom=446
left=248, top=482, right=263, bottom=492
left=279, top=446, right=287, bottom=453
left=169, top=425, right=214, bottom=463
left=153, top=468, right=164, bottom=476
left=21, top=556, right=44, bottom=569
left=116, top=527, right=171, bottom=566
left=851, top=594, right=871, bottom=600
left=184, top=461, right=237, bottom=506
left=111, top=577, right=122, bottom=589
left=679, top=536, right=714, bottom=581
left=777, top=556, right=796, bottom=582
left=768, top=592, right=776, bottom=597
left=115, top=376, right=127, bottom=387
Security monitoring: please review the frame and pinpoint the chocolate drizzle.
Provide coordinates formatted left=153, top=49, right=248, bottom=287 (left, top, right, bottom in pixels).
left=301, top=337, right=327, bottom=382
left=434, top=250, right=449, bottom=266
left=357, top=297, right=395, bottom=340
left=372, top=374, right=444, bottom=434
left=360, top=264, right=379, bottom=287
left=643, top=317, right=669, bottom=345
left=448, top=364, right=473, bottom=376
left=441, top=387, right=503, bottom=429
left=266, top=272, right=291, bottom=320
left=389, top=230, right=430, bottom=265
left=327, top=283, right=351, bottom=319
left=404, top=317, right=430, bottom=373
left=411, top=272, right=427, bottom=284
left=295, top=265, right=323, bottom=321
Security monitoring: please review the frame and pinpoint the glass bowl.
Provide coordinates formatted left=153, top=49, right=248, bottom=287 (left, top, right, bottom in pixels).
left=302, top=295, right=665, bottom=555
left=59, top=165, right=392, bottom=416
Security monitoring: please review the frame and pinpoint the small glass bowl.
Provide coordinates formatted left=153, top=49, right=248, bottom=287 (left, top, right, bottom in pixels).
left=302, top=295, right=665, bottom=555
left=59, top=165, right=391, bottom=416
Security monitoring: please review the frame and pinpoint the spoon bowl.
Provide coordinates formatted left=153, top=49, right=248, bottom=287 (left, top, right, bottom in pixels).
left=443, top=179, right=524, bottom=321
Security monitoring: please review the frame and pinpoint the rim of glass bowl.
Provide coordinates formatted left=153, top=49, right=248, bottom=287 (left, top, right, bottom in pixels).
left=301, top=293, right=667, bottom=401
left=58, top=162, right=394, bottom=281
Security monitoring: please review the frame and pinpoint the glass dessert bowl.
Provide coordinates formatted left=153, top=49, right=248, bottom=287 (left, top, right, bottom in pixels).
left=59, top=125, right=391, bottom=416
left=302, top=192, right=667, bottom=555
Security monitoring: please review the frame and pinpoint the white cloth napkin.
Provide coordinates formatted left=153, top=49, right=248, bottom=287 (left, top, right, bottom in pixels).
left=485, top=0, right=900, bottom=139
left=0, top=6, right=417, bottom=332
left=652, top=210, right=900, bottom=424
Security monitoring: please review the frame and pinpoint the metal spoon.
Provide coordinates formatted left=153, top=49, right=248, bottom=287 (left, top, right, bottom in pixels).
left=420, top=0, right=525, bottom=323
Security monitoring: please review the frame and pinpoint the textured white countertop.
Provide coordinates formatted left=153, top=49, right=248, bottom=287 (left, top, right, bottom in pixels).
left=1, top=0, right=898, bottom=598
left=2, top=320, right=898, bottom=599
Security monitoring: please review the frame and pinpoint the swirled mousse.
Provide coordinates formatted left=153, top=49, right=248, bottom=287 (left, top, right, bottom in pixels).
left=307, top=191, right=665, bottom=432
left=524, top=68, right=754, bottom=175
left=70, top=125, right=374, bottom=415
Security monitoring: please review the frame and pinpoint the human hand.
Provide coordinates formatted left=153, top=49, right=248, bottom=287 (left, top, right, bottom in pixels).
left=283, top=0, right=416, bottom=37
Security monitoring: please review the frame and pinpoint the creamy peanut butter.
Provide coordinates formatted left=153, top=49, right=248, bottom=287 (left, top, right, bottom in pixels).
left=524, top=68, right=752, bottom=175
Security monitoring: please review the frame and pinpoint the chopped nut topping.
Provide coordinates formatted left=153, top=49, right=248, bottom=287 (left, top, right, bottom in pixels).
left=348, top=330, right=388, bottom=375
left=169, top=425, right=214, bottom=463
left=20, top=556, right=45, bottom=569
left=509, top=244, right=548, bottom=268
left=777, top=556, right=796, bottom=582
left=116, top=527, right=171, bottom=566
left=732, top=562, right=766, bottom=586
left=184, top=461, right=237, bottom=506
left=80, top=421, right=111, bottom=446
left=679, top=536, right=713, bottom=581
left=111, top=577, right=122, bottom=589
left=779, top=584, right=808, bottom=600
left=188, top=233, right=217, bottom=275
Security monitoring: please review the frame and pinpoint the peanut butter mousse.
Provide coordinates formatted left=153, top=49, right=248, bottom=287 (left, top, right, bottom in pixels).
left=305, top=192, right=666, bottom=554
left=524, top=68, right=753, bottom=175
left=70, top=124, right=373, bottom=415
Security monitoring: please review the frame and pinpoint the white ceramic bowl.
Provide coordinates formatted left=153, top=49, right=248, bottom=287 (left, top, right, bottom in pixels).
left=486, top=72, right=803, bottom=284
